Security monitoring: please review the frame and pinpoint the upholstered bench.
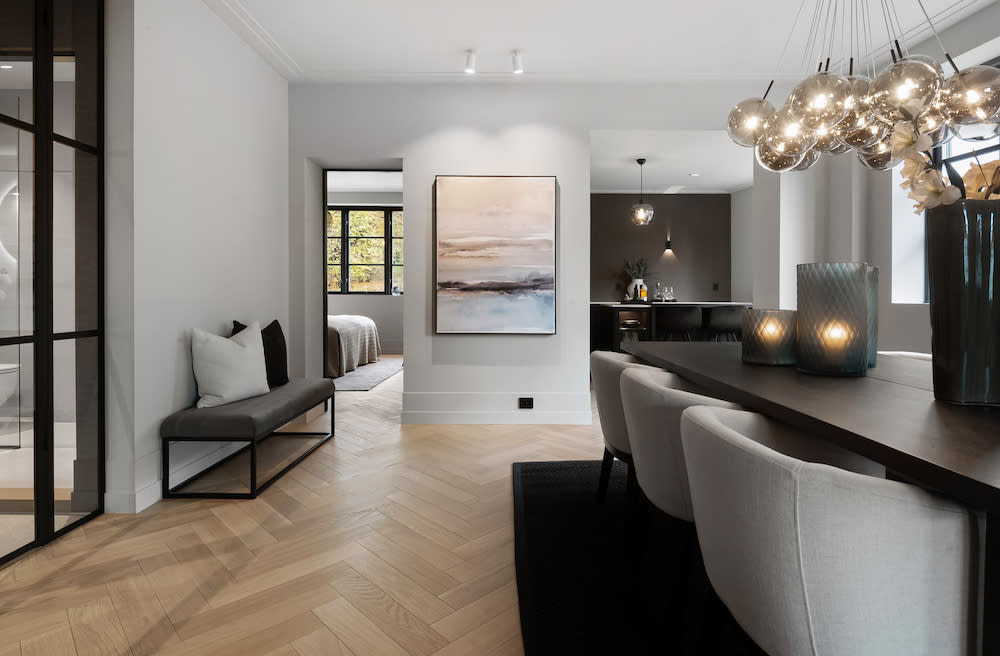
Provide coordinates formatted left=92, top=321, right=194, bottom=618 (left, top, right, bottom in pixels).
left=160, top=378, right=336, bottom=499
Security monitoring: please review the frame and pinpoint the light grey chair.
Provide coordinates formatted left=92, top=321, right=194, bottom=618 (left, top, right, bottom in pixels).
left=620, top=366, right=739, bottom=522
left=590, top=350, right=659, bottom=503
left=681, top=406, right=975, bottom=656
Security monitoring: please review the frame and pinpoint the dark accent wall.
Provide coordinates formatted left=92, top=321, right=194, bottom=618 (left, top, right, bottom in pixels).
left=591, top=194, right=732, bottom=302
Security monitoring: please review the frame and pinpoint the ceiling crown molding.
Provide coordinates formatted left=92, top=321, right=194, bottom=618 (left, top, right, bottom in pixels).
left=202, top=0, right=304, bottom=80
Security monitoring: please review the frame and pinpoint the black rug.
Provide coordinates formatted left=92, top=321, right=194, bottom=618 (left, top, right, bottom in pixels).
left=512, top=460, right=768, bottom=656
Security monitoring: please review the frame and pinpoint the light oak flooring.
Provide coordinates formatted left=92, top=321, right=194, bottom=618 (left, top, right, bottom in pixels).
left=0, top=363, right=604, bottom=655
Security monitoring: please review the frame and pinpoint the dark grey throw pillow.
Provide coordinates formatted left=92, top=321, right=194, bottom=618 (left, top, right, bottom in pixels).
left=232, top=319, right=289, bottom=388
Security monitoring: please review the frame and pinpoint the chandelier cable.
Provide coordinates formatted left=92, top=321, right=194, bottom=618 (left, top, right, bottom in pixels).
left=914, top=0, right=960, bottom=73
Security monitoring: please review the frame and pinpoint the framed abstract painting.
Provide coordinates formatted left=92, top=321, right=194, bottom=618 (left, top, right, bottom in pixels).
left=434, top=175, right=557, bottom=334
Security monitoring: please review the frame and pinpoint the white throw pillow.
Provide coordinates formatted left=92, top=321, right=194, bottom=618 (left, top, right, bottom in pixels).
left=192, top=321, right=270, bottom=408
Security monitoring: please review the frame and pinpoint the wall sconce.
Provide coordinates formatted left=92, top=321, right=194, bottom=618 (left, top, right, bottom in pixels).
left=742, top=309, right=796, bottom=365
left=795, top=263, right=877, bottom=376
left=664, top=238, right=672, bottom=252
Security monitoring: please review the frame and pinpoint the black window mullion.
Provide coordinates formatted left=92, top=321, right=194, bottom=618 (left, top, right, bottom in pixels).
left=328, top=205, right=400, bottom=294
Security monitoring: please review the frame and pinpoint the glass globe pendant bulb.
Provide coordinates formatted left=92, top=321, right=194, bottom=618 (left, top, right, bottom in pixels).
left=839, top=113, right=890, bottom=149
left=869, top=56, right=943, bottom=123
left=631, top=203, right=654, bottom=226
left=762, top=105, right=816, bottom=156
left=728, top=97, right=776, bottom=147
left=857, top=139, right=899, bottom=170
left=942, top=65, right=1000, bottom=125
left=917, top=101, right=953, bottom=146
left=953, top=121, right=1000, bottom=142
left=793, top=148, right=821, bottom=171
left=814, top=124, right=850, bottom=154
left=755, top=139, right=805, bottom=173
left=788, top=72, right=851, bottom=130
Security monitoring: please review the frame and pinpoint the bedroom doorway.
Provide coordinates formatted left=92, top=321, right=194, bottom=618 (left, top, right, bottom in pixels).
left=323, top=169, right=404, bottom=394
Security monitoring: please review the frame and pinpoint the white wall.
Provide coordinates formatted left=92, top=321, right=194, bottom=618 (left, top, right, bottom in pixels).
left=730, top=186, right=753, bottom=302
left=289, top=81, right=763, bottom=424
left=105, top=0, right=289, bottom=512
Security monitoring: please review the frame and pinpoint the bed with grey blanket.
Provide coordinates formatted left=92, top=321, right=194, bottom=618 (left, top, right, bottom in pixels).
left=326, top=315, right=381, bottom=378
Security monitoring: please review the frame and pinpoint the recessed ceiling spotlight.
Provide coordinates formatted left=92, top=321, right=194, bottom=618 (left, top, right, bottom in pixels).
left=0, top=65, right=12, bottom=70
left=464, top=50, right=476, bottom=75
left=512, top=50, right=524, bottom=75
left=689, top=172, right=701, bottom=177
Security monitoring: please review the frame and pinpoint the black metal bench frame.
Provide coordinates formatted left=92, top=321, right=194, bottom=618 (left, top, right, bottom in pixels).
left=161, top=399, right=334, bottom=500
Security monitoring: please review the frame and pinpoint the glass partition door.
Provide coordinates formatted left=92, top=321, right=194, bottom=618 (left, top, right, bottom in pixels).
left=0, top=0, right=103, bottom=566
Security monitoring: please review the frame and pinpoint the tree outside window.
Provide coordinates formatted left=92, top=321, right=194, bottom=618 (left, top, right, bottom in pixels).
left=327, top=207, right=402, bottom=294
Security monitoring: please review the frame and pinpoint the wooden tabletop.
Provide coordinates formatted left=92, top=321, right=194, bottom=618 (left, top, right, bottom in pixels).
left=622, top=341, right=1000, bottom=511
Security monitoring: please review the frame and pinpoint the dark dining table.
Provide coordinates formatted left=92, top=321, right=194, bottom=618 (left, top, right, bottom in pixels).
left=622, top=341, right=1000, bottom=654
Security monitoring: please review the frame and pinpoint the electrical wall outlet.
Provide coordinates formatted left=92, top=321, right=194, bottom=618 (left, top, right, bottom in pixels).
left=518, top=397, right=534, bottom=409
left=712, top=282, right=719, bottom=291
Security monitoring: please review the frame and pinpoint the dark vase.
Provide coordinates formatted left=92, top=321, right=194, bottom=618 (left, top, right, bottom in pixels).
left=925, top=199, right=1000, bottom=406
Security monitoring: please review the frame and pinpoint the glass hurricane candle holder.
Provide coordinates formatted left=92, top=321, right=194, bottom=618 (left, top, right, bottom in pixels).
left=796, top=263, right=874, bottom=377
left=742, top=309, right=797, bottom=365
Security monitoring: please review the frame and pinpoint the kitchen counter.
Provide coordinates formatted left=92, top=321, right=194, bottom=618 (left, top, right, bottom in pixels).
left=590, top=301, right=752, bottom=352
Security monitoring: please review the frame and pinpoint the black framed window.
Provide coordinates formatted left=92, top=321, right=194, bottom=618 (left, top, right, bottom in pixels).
left=327, top=206, right=403, bottom=294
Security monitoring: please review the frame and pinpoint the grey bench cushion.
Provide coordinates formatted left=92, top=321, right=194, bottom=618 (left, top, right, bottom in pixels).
left=160, top=378, right=336, bottom=440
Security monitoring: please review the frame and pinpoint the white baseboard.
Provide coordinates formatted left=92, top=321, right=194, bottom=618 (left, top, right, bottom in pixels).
left=104, top=489, right=136, bottom=514
left=401, top=410, right=592, bottom=425
left=134, top=480, right=162, bottom=513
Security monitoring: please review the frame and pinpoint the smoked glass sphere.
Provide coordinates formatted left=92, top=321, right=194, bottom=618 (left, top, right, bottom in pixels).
left=793, top=148, right=821, bottom=171
left=842, top=75, right=872, bottom=115
left=814, top=125, right=851, bottom=154
left=942, top=65, right=1000, bottom=125
left=788, top=72, right=851, bottom=130
left=953, top=120, right=1000, bottom=142
left=839, top=114, right=890, bottom=149
left=869, top=56, right=943, bottom=123
left=762, top=105, right=816, bottom=156
left=857, top=140, right=900, bottom=170
left=728, top=97, right=776, bottom=147
left=755, top=139, right=805, bottom=172
left=917, top=103, right=953, bottom=146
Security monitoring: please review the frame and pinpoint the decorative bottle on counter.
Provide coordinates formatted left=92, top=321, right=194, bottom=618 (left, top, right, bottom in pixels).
left=639, top=283, right=647, bottom=301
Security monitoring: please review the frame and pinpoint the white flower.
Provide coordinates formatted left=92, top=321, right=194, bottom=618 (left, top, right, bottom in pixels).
left=907, top=169, right=962, bottom=212
left=890, top=121, right=933, bottom=159
left=898, top=154, right=929, bottom=191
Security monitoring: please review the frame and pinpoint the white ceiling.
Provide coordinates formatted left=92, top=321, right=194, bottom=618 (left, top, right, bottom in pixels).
left=205, top=0, right=994, bottom=82
left=591, top=130, right=753, bottom=194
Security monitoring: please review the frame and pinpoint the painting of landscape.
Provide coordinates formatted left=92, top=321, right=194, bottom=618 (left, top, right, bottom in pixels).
left=435, top=176, right=556, bottom=334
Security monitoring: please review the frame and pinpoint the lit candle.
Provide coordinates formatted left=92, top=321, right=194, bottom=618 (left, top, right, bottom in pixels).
left=742, top=309, right=797, bottom=366
left=795, top=263, right=874, bottom=376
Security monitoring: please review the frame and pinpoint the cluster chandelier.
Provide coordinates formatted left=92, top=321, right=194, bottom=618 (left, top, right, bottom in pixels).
left=727, top=0, right=1000, bottom=173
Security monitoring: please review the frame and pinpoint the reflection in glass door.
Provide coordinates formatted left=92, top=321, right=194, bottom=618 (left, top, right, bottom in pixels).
left=0, top=0, right=103, bottom=566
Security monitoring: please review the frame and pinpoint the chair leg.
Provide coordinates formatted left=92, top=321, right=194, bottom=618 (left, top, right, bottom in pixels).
left=626, top=460, right=639, bottom=508
left=596, top=448, right=614, bottom=503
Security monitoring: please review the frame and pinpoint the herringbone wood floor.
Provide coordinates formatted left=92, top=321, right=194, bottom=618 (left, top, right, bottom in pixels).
left=0, top=361, right=604, bottom=655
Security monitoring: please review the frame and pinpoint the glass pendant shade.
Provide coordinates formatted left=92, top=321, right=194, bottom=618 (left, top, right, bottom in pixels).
left=857, top=140, right=899, bottom=170
left=839, top=113, right=890, bottom=149
left=942, top=65, right=1000, bottom=125
left=814, top=125, right=850, bottom=153
left=728, top=97, right=776, bottom=147
left=869, top=56, right=943, bottom=123
left=762, top=105, right=816, bottom=156
left=794, top=148, right=821, bottom=171
left=788, top=72, right=851, bottom=130
left=953, top=121, right=1000, bottom=142
left=631, top=203, right=654, bottom=226
left=795, top=263, right=876, bottom=376
left=917, top=102, right=954, bottom=146
left=742, top=309, right=797, bottom=365
left=755, top=139, right=805, bottom=172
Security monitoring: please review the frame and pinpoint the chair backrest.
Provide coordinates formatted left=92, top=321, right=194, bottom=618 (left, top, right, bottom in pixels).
left=655, top=306, right=702, bottom=333
left=620, top=367, right=739, bottom=521
left=704, top=306, right=744, bottom=333
left=590, top=350, right=655, bottom=455
left=681, top=406, right=974, bottom=656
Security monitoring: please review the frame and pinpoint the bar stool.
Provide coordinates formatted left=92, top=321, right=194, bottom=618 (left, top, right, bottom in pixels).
left=681, top=406, right=974, bottom=656
left=590, top=350, right=659, bottom=503
left=654, top=306, right=702, bottom=341
left=702, top=306, right=744, bottom=341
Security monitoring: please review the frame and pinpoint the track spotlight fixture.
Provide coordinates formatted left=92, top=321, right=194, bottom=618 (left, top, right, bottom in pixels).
left=512, top=50, right=524, bottom=75
left=464, top=50, right=476, bottom=74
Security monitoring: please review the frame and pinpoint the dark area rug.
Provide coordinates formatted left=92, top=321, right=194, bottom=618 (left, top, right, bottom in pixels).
left=333, top=357, right=403, bottom=391
left=512, top=460, right=768, bottom=656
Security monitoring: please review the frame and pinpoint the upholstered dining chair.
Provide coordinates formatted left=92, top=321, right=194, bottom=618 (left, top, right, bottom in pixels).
left=619, top=366, right=739, bottom=522
left=590, top=350, right=660, bottom=503
left=681, top=406, right=975, bottom=656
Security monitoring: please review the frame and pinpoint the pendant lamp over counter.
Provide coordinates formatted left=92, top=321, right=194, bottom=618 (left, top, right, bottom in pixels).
left=631, top=158, right=654, bottom=226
